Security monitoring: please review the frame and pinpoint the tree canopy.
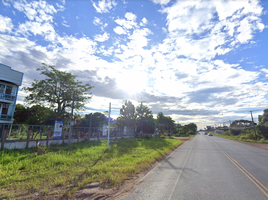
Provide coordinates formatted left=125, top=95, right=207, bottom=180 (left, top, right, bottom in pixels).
left=23, top=64, right=93, bottom=121
left=117, top=100, right=136, bottom=128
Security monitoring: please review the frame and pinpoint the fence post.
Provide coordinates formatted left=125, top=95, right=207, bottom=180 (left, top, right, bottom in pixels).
left=62, top=129, right=65, bottom=144
left=46, top=129, right=50, bottom=147
left=1, top=125, right=7, bottom=150
left=39, top=126, right=42, bottom=140
left=98, top=130, right=100, bottom=141
left=77, top=129, right=80, bottom=143
left=88, top=128, right=91, bottom=142
left=26, top=126, right=31, bottom=148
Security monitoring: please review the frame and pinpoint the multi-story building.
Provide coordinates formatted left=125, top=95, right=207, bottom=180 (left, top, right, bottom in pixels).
left=0, top=63, right=23, bottom=125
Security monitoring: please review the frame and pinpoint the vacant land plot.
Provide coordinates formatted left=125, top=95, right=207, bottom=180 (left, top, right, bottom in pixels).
left=0, top=138, right=182, bottom=199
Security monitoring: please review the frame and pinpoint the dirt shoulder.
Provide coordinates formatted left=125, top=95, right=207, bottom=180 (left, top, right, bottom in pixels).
left=74, top=137, right=192, bottom=200
left=238, top=141, right=268, bottom=150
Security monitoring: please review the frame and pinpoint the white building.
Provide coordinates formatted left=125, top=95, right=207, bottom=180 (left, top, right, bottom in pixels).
left=0, top=63, right=23, bottom=124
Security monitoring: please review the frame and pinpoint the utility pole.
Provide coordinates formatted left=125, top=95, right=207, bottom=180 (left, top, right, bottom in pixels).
left=107, top=102, right=111, bottom=150
left=68, top=91, right=75, bottom=145
left=250, top=111, right=257, bottom=140
left=139, top=98, right=146, bottom=136
left=229, top=120, right=232, bottom=135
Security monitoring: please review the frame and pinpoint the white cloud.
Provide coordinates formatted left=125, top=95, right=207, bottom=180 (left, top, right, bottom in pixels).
left=13, top=1, right=58, bottom=23
left=92, top=0, right=117, bottom=13
left=125, top=12, right=137, bottom=21
left=16, top=21, right=56, bottom=41
left=2, top=0, right=11, bottom=7
left=140, top=17, right=148, bottom=26
left=0, top=15, right=13, bottom=33
left=93, top=17, right=102, bottom=26
left=113, top=26, right=127, bottom=35
left=94, top=32, right=110, bottom=42
left=56, top=3, right=65, bottom=12
left=261, top=68, right=268, bottom=77
left=150, top=0, right=171, bottom=5
left=62, top=20, right=70, bottom=27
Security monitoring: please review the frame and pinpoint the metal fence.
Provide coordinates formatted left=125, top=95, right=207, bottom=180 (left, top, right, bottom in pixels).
left=0, top=124, right=135, bottom=150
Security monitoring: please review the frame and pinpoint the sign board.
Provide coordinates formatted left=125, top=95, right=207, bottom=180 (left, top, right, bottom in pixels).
left=53, top=121, right=63, bottom=139
left=124, top=126, right=127, bottom=136
left=103, top=124, right=107, bottom=137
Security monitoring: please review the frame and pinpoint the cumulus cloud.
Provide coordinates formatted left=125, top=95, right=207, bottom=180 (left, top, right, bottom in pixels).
left=94, top=32, right=110, bottom=42
left=0, top=15, right=13, bottom=33
left=113, top=26, right=127, bottom=35
left=92, top=0, right=117, bottom=13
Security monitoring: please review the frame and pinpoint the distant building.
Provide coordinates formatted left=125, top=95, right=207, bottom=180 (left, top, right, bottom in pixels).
left=0, top=63, right=23, bottom=125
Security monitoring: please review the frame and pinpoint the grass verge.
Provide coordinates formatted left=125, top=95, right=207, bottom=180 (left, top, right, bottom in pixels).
left=213, top=132, right=268, bottom=143
left=0, top=138, right=182, bottom=199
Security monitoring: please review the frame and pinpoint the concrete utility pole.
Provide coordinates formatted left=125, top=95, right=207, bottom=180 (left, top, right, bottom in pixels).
left=68, top=91, right=75, bottom=145
left=139, top=98, right=146, bottom=135
left=250, top=111, right=257, bottom=140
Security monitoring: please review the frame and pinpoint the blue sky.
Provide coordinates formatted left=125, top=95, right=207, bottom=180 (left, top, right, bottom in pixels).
left=1, top=0, right=268, bottom=129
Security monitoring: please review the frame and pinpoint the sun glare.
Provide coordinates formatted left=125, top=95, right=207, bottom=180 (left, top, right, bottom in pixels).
left=117, top=70, right=147, bottom=94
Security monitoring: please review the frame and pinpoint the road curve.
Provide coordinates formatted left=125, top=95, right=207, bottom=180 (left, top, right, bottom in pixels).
left=120, top=135, right=268, bottom=200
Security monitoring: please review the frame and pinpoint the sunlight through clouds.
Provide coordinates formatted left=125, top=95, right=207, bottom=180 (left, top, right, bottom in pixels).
left=0, top=0, right=267, bottom=128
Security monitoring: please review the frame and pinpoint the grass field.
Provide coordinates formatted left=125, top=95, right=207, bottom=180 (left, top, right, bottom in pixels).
left=0, top=138, right=182, bottom=199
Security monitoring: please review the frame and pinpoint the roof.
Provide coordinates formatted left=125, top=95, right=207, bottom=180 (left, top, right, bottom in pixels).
left=0, top=63, right=24, bottom=86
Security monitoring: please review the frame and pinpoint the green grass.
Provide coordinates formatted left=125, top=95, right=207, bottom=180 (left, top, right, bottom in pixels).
left=213, top=132, right=268, bottom=143
left=0, top=138, right=182, bottom=199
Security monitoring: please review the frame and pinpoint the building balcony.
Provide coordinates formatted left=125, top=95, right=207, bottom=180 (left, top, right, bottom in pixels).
left=0, top=92, right=15, bottom=102
left=0, top=114, right=12, bottom=121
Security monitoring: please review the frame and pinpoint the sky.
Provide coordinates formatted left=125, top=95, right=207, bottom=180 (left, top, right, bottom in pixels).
left=0, top=0, right=268, bottom=129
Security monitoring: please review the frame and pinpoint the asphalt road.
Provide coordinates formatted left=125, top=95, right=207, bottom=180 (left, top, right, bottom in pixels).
left=120, top=135, right=268, bottom=200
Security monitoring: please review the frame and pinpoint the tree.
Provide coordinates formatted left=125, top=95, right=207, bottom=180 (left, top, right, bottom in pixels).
left=136, top=104, right=155, bottom=133
left=13, top=104, right=55, bottom=125
left=181, top=123, right=197, bottom=135
left=117, top=101, right=136, bottom=128
left=79, top=112, right=106, bottom=127
left=257, top=109, right=268, bottom=139
left=25, top=105, right=55, bottom=125
left=230, top=119, right=253, bottom=135
left=23, top=64, right=93, bottom=121
left=13, top=104, right=28, bottom=124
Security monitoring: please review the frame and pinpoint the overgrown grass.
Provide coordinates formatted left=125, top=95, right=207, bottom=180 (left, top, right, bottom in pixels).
left=0, top=138, right=182, bottom=199
left=213, top=132, right=268, bottom=143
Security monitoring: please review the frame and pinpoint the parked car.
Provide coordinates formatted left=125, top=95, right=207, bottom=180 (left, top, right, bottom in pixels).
left=204, top=132, right=207, bottom=135
left=208, top=133, right=213, bottom=136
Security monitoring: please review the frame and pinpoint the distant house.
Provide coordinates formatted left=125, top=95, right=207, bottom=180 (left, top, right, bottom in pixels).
left=0, top=63, right=23, bottom=125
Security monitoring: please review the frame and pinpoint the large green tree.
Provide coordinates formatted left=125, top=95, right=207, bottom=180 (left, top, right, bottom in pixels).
left=23, top=64, right=93, bottom=121
left=136, top=104, right=155, bottom=133
left=117, top=100, right=136, bottom=128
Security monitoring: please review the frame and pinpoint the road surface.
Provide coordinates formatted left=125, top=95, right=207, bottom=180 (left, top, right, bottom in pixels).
left=120, top=134, right=268, bottom=200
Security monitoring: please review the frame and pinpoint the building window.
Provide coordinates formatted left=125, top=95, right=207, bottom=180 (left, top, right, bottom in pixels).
left=5, top=86, right=12, bottom=95
left=0, top=84, right=4, bottom=94
left=1, top=104, right=9, bottom=115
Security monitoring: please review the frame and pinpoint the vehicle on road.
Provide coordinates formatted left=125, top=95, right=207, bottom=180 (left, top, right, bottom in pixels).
left=204, top=132, right=207, bottom=135
left=208, top=133, right=213, bottom=136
